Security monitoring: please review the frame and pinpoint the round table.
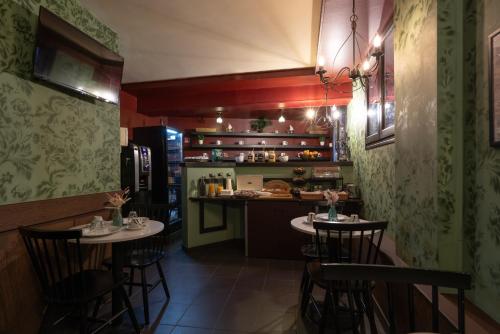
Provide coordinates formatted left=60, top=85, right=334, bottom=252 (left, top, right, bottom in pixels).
left=290, top=214, right=369, bottom=236
left=73, top=220, right=164, bottom=322
left=77, top=220, right=164, bottom=244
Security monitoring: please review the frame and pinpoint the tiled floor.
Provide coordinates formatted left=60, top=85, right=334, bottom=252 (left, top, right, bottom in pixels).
left=101, top=232, right=305, bottom=334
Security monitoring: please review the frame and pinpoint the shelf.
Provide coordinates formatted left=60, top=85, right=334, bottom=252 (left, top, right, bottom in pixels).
left=188, top=144, right=331, bottom=150
left=262, top=177, right=343, bottom=182
left=190, top=131, right=331, bottom=138
left=181, top=161, right=353, bottom=167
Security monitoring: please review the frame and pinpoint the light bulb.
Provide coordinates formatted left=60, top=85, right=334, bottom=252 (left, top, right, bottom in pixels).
left=373, top=34, right=382, bottom=48
left=216, top=113, right=223, bottom=124
left=363, top=59, right=370, bottom=71
left=278, top=114, right=285, bottom=123
left=331, top=105, right=340, bottom=120
left=317, top=56, right=325, bottom=67
left=306, top=108, right=316, bottom=120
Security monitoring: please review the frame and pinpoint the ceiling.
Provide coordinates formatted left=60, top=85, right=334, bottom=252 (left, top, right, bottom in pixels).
left=81, top=0, right=322, bottom=83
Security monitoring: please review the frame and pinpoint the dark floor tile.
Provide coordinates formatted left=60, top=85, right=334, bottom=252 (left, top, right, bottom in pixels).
left=153, top=325, right=175, bottom=333
left=254, top=311, right=297, bottom=333
left=234, top=275, right=266, bottom=291
left=159, top=302, right=191, bottom=325
left=170, top=326, right=214, bottom=334
left=214, top=265, right=242, bottom=278
left=263, top=279, right=298, bottom=294
left=177, top=303, right=224, bottom=328
left=267, top=268, right=301, bottom=282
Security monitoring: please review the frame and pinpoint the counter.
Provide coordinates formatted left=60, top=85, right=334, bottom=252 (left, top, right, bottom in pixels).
left=181, top=162, right=357, bottom=257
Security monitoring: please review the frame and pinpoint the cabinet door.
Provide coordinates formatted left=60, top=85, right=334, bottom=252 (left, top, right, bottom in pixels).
left=247, top=201, right=312, bottom=259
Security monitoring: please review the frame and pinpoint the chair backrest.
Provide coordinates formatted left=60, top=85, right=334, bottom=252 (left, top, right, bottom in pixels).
left=19, top=226, right=85, bottom=303
left=321, top=263, right=472, bottom=334
left=312, top=221, right=388, bottom=264
left=124, top=203, right=170, bottom=264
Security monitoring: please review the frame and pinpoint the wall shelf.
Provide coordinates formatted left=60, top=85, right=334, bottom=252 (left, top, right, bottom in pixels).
left=190, top=131, right=331, bottom=138
left=188, top=144, right=331, bottom=150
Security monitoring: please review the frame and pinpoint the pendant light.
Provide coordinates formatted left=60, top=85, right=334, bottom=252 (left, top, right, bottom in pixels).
left=215, top=107, right=224, bottom=124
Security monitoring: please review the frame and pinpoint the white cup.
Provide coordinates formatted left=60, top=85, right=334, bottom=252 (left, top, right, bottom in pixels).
left=307, top=212, right=316, bottom=224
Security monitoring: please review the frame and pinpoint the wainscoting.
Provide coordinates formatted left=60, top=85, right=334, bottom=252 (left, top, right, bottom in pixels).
left=0, top=192, right=114, bottom=333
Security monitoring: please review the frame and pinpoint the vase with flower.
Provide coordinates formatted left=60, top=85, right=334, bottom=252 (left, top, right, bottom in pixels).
left=105, top=188, right=130, bottom=227
left=323, top=189, right=339, bottom=221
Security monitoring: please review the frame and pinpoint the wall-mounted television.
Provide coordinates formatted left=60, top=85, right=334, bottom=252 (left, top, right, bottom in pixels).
left=33, top=7, right=124, bottom=104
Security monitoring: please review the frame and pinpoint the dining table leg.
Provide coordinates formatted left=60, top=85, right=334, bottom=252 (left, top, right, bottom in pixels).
left=112, top=242, right=125, bottom=324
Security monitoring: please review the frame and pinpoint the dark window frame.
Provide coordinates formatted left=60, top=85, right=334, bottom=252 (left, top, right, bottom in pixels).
left=365, top=25, right=395, bottom=150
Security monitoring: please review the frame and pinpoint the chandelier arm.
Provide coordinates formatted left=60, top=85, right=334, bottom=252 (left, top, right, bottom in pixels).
left=331, top=67, right=351, bottom=84
left=331, top=31, right=353, bottom=71
left=355, top=34, right=365, bottom=64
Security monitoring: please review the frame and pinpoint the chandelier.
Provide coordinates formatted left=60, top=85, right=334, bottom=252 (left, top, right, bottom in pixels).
left=310, top=0, right=383, bottom=129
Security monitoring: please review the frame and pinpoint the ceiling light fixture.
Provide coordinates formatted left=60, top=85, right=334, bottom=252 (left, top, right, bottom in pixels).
left=215, top=107, right=224, bottom=124
left=311, top=0, right=384, bottom=129
left=278, top=103, right=286, bottom=123
left=216, top=113, right=223, bottom=124
left=316, top=0, right=383, bottom=91
left=306, top=108, right=316, bottom=120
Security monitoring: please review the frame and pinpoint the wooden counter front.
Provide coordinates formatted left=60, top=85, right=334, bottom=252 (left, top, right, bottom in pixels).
left=246, top=200, right=314, bottom=259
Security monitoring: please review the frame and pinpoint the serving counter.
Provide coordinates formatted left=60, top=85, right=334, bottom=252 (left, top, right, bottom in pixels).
left=181, top=161, right=358, bottom=259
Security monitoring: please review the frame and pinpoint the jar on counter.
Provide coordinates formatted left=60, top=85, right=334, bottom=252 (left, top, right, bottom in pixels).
left=247, top=150, right=255, bottom=163
left=198, top=176, right=207, bottom=196
left=207, top=173, right=216, bottom=197
left=268, top=150, right=276, bottom=163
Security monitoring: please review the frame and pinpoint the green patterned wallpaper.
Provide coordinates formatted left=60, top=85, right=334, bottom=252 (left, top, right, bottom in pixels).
left=346, top=86, right=396, bottom=235
left=463, top=0, right=500, bottom=322
left=0, top=0, right=120, bottom=206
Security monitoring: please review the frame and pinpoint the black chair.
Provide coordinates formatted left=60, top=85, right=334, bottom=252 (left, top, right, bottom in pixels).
left=19, top=226, right=140, bottom=334
left=320, top=263, right=472, bottom=334
left=300, top=221, right=388, bottom=329
left=106, top=204, right=171, bottom=325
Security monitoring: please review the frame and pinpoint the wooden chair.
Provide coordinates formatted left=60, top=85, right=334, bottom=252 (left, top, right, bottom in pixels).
left=19, top=226, right=140, bottom=334
left=300, top=221, right=388, bottom=330
left=105, top=203, right=171, bottom=325
left=320, top=263, right=472, bottom=334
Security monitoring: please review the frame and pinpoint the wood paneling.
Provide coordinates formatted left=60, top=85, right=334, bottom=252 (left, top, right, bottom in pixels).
left=0, top=193, right=113, bottom=333
left=0, top=192, right=115, bottom=233
left=122, top=67, right=352, bottom=118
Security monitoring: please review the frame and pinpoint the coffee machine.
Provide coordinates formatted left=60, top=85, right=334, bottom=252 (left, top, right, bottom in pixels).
left=121, top=143, right=152, bottom=202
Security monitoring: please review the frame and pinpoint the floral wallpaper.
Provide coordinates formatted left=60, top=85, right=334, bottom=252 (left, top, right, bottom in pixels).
left=463, top=0, right=500, bottom=323
left=346, top=87, right=396, bottom=235
left=393, top=0, right=439, bottom=268
left=0, top=0, right=120, bottom=206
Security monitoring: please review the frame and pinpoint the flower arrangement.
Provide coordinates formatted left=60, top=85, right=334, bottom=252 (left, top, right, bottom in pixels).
left=323, top=189, right=339, bottom=206
left=323, top=189, right=339, bottom=221
left=105, top=188, right=130, bottom=208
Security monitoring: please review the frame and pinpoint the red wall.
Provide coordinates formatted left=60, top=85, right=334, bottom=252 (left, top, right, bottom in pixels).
left=120, top=91, right=164, bottom=139
left=120, top=93, right=332, bottom=160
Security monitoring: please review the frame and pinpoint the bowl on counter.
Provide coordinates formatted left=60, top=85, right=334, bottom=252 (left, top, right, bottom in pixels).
left=278, top=155, right=289, bottom=162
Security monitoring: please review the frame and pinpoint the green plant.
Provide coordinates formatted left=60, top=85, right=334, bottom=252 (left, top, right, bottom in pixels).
left=319, top=136, right=326, bottom=142
left=250, top=117, right=271, bottom=132
left=197, top=134, right=205, bottom=140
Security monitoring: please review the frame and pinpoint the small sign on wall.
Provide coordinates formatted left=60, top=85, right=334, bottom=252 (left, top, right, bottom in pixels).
left=120, top=127, right=128, bottom=146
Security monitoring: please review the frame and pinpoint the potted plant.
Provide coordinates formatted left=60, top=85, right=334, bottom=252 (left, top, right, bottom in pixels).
left=250, top=117, right=271, bottom=133
left=197, top=134, right=205, bottom=145
left=319, top=136, right=326, bottom=146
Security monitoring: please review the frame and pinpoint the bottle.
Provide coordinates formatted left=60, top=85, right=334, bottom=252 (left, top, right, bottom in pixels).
left=208, top=174, right=216, bottom=197
left=198, top=176, right=207, bottom=197
left=268, top=150, right=276, bottom=163
left=226, top=173, right=233, bottom=190
left=247, top=150, right=255, bottom=163
left=216, top=173, right=224, bottom=196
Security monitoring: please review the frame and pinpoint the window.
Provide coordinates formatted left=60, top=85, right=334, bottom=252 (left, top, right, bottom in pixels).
left=366, top=25, right=395, bottom=149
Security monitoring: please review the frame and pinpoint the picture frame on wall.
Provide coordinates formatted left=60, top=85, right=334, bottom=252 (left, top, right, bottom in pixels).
left=489, top=28, right=500, bottom=147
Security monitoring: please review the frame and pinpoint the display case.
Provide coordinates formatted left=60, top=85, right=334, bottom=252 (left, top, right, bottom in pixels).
left=134, top=126, right=183, bottom=230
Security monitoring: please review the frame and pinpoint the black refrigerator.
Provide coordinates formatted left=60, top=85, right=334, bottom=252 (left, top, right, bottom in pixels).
left=134, top=126, right=183, bottom=230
